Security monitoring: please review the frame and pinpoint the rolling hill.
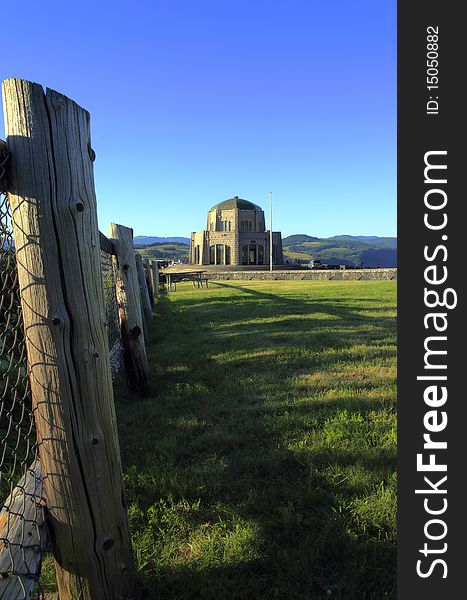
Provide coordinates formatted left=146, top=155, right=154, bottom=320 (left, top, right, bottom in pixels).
left=282, top=234, right=397, bottom=267
left=133, top=234, right=397, bottom=267
left=328, top=235, right=397, bottom=250
left=135, top=242, right=190, bottom=262
left=134, top=235, right=190, bottom=246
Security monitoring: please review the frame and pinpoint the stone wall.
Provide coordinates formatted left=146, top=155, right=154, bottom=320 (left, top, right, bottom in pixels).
left=206, top=268, right=397, bottom=281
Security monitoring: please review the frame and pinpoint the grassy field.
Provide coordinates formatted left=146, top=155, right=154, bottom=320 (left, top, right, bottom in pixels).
left=115, top=280, right=396, bottom=599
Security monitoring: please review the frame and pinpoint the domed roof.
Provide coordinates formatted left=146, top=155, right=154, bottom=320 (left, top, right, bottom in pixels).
left=209, top=196, right=262, bottom=212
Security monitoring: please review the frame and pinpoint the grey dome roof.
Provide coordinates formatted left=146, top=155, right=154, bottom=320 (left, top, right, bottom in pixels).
left=209, top=196, right=262, bottom=212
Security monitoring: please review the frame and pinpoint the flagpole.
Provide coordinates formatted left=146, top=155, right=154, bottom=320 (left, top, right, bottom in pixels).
left=269, top=191, right=273, bottom=272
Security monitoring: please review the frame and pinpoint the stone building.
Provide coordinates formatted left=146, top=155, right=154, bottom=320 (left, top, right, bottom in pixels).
left=189, top=196, right=283, bottom=266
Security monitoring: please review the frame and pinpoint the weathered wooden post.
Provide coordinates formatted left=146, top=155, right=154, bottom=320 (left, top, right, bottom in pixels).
left=151, top=260, right=160, bottom=298
left=144, top=259, right=155, bottom=305
left=2, top=78, right=137, bottom=599
left=135, top=253, right=153, bottom=323
left=110, top=223, right=149, bottom=395
left=134, top=253, right=149, bottom=342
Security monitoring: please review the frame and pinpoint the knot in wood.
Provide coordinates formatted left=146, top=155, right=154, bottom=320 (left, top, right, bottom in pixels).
left=130, top=325, right=141, bottom=340
left=103, top=537, right=114, bottom=551
left=88, top=144, right=96, bottom=162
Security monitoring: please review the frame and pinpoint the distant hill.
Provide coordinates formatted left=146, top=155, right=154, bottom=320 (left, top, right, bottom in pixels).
left=282, top=235, right=397, bottom=267
left=328, top=235, right=397, bottom=250
left=134, top=235, right=190, bottom=246
left=135, top=243, right=190, bottom=262
left=282, top=234, right=321, bottom=246
left=134, top=233, right=397, bottom=267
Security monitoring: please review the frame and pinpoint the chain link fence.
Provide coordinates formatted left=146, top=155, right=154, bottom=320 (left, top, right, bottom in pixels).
left=0, top=189, right=45, bottom=598
left=100, top=232, right=123, bottom=379
left=1, top=186, right=124, bottom=596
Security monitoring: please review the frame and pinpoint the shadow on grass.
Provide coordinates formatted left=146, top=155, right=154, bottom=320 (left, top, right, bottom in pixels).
left=116, top=281, right=396, bottom=600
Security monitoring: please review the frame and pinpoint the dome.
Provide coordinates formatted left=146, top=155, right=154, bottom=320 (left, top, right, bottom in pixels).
left=209, top=196, right=262, bottom=212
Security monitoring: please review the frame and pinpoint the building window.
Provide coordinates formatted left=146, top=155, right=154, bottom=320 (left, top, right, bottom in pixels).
left=241, top=244, right=248, bottom=265
left=195, top=245, right=200, bottom=264
left=218, top=220, right=231, bottom=232
left=249, top=243, right=257, bottom=265
left=210, top=244, right=229, bottom=265
left=216, top=244, right=224, bottom=265
left=258, top=244, right=264, bottom=265
left=240, top=221, right=253, bottom=232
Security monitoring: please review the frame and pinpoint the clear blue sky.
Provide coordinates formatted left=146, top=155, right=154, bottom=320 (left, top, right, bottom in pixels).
left=1, top=0, right=396, bottom=239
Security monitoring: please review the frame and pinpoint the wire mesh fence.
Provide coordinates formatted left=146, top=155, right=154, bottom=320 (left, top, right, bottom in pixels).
left=100, top=232, right=123, bottom=379
left=0, top=190, right=45, bottom=598
left=1, top=189, right=124, bottom=596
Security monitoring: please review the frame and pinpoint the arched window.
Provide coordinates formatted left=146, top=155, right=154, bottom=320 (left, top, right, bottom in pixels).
left=210, top=244, right=230, bottom=265
left=216, top=244, right=224, bottom=265
left=240, top=242, right=264, bottom=265
left=248, top=243, right=256, bottom=265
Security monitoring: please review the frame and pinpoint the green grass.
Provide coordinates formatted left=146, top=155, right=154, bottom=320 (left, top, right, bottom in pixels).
left=116, top=280, right=397, bottom=599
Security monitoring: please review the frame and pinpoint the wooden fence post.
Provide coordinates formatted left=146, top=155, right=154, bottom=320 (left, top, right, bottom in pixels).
left=151, top=260, right=160, bottom=298
left=135, top=253, right=153, bottom=323
left=134, top=253, right=149, bottom=342
left=2, top=78, right=137, bottom=599
left=144, top=259, right=155, bottom=304
left=110, top=224, right=149, bottom=395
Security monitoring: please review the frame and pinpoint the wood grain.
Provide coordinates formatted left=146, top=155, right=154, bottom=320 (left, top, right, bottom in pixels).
left=135, top=253, right=152, bottom=324
left=143, top=259, right=154, bottom=305
left=2, top=78, right=137, bottom=599
left=150, top=260, right=160, bottom=298
left=110, top=224, right=149, bottom=396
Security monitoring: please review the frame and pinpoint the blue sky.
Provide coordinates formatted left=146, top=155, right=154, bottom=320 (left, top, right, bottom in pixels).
left=1, top=0, right=396, bottom=239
